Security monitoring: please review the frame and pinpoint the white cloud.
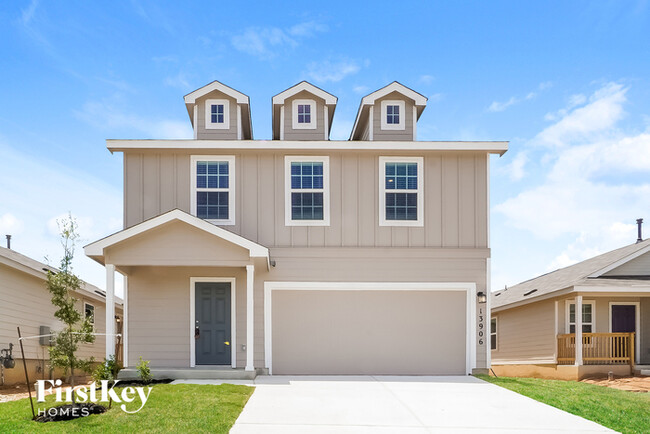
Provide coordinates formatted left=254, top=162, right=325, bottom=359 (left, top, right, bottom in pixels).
left=429, top=93, right=443, bottom=103
left=305, top=59, right=361, bottom=83
left=21, top=0, right=39, bottom=25
left=0, top=142, right=123, bottom=295
left=231, top=21, right=327, bottom=60
left=501, top=151, right=528, bottom=181
left=164, top=72, right=190, bottom=90
left=495, top=82, right=649, bottom=246
left=419, top=74, right=435, bottom=84
left=75, top=98, right=192, bottom=139
left=488, top=81, right=553, bottom=113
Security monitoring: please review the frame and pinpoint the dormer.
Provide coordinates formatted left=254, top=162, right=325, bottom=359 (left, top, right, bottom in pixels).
left=272, top=81, right=337, bottom=140
left=184, top=80, right=253, bottom=140
left=350, top=82, right=427, bottom=141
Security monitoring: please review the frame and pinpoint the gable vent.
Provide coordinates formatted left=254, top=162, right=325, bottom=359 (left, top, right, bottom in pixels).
left=523, top=289, right=538, bottom=296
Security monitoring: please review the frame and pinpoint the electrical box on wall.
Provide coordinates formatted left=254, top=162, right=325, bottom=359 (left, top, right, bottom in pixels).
left=39, top=326, right=53, bottom=346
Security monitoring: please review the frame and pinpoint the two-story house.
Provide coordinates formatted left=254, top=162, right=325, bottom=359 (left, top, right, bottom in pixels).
left=85, top=80, right=507, bottom=378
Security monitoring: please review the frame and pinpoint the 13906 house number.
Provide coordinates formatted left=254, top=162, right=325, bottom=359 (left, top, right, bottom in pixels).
left=478, top=308, right=485, bottom=345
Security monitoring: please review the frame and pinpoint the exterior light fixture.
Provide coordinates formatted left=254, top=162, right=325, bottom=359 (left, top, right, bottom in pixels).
left=477, top=291, right=487, bottom=304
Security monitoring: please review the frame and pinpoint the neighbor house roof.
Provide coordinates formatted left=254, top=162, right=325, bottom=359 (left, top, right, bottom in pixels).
left=492, top=238, right=650, bottom=311
left=0, top=245, right=122, bottom=305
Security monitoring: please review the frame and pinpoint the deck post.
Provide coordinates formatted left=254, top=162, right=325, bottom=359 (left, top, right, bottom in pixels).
left=106, top=264, right=116, bottom=359
left=575, top=295, right=583, bottom=366
left=245, top=265, right=254, bottom=372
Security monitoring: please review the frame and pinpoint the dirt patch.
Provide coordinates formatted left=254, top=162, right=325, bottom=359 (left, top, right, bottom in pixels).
left=0, top=382, right=91, bottom=403
left=581, top=376, right=650, bottom=393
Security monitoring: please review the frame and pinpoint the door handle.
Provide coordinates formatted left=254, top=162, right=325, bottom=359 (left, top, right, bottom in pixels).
left=224, top=341, right=230, bottom=346
left=195, top=325, right=200, bottom=339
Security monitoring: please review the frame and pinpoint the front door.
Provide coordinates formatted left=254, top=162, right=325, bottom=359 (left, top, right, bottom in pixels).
left=195, top=282, right=231, bottom=365
left=611, top=305, right=636, bottom=333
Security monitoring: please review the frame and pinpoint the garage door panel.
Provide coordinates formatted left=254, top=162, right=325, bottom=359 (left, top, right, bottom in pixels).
left=272, top=290, right=466, bottom=375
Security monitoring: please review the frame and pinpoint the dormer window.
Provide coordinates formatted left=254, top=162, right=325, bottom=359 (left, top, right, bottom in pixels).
left=381, top=100, right=405, bottom=130
left=205, top=99, right=230, bottom=129
left=292, top=99, right=316, bottom=129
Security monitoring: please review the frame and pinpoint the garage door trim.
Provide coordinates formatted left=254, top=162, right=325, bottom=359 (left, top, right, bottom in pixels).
left=264, top=281, right=477, bottom=375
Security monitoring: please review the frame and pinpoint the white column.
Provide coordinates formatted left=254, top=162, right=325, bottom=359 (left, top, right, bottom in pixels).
left=245, top=265, right=255, bottom=372
left=105, top=264, right=116, bottom=359
left=575, top=295, right=583, bottom=366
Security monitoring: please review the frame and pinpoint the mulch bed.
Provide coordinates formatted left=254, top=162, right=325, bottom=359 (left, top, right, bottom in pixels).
left=113, top=378, right=173, bottom=387
left=35, top=403, right=106, bottom=422
left=581, top=376, right=650, bottom=393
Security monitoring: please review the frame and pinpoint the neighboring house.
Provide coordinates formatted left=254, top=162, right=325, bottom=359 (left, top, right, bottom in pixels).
left=0, top=244, right=123, bottom=386
left=491, top=227, right=650, bottom=380
left=85, top=80, right=507, bottom=378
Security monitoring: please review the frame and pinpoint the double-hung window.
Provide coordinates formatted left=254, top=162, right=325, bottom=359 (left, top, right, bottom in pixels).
left=205, top=99, right=230, bottom=129
left=191, top=156, right=235, bottom=225
left=567, top=301, right=595, bottom=333
left=292, top=99, right=317, bottom=129
left=285, top=156, right=330, bottom=226
left=84, top=302, right=95, bottom=331
left=381, top=100, right=405, bottom=130
left=490, top=317, right=497, bottom=350
left=379, top=157, right=423, bottom=226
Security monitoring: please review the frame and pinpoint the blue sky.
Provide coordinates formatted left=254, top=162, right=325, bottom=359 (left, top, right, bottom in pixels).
left=1, top=1, right=650, bottom=295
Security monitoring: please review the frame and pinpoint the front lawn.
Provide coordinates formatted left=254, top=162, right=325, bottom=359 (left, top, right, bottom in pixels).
left=0, top=383, right=254, bottom=433
left=477, top=375, right=650, bottom=434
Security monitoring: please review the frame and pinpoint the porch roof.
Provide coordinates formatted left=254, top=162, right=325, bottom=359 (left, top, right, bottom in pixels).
left=493, top=238, right=650, bottom=311
left=84, top=209, right=269, bottom=268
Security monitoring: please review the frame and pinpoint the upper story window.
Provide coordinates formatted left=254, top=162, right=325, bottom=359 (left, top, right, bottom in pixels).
left=190, top=156, right=235, bottom=225
left=205, top=99, right=230, bottom=129
left=380, top=100, right=405, bottom=130
left=285, top=156, right=330, bottom=226
left=379, top=157, right=423, bottom=226
left=567, top=301, right=595, bottom=333
left=84, top=302, right=95, bottom=331
left=292, top=99, right=317, bottom=130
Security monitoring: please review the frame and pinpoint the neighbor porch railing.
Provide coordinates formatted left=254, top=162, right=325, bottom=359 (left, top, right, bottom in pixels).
left=557, top=332, right=635, bottom=366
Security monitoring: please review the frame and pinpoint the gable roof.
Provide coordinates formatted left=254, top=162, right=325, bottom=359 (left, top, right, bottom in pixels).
left=84, top=209, right=269, bottom=267
left=184, top=80, right=250, bottom=104
left=350, top=81, right=428, bottom=140
left=0, top=245, right=122, bottom=305
left=272, top=81, right=337, bottom=105
left=492, top=238, right=650, bottom=310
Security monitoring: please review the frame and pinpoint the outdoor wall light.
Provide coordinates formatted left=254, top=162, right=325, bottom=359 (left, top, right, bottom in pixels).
left=477, top=291, right=487, bottom=304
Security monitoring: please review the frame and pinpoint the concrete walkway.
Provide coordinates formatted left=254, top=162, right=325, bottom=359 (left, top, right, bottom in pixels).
left=173, top=376, right=613, bottom=433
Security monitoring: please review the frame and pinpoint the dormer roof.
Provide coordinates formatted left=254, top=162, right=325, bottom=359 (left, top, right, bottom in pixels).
left=350, top=82, right=427, bottom=140
left=183, top=80, right=253, bottom=139
left=272, top=81, right=337, bottom=140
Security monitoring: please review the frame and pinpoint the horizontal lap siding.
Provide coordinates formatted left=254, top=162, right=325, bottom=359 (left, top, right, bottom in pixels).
left=124, top=151, right=488, bottom=250
left=492, top=300, right=556, bottom=363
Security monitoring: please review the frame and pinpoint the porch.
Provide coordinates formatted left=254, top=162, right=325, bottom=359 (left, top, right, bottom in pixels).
left=557, top=332, right=636, bottom=366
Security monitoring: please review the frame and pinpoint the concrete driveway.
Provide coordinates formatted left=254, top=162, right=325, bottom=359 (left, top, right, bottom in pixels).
left=178, top=376, right=612, bottom=433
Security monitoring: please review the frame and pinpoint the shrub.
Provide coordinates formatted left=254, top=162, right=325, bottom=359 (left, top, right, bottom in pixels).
left=93, top=355, right=122, bottom=385
left=136, top=357, right=152, bottom=384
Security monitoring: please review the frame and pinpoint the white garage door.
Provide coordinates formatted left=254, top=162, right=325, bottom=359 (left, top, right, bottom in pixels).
left=270, top=289, right=467, bottom=375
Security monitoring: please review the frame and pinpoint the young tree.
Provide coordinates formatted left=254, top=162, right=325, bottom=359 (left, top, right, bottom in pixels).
left=46, top=215, right=95, bottom=403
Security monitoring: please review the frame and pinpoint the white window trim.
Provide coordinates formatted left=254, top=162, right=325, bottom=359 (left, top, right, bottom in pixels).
left=189, top=277, right=236, bottom=368
left=284, top=156, right=330, bottom=226
left=378, top=156, right=424, bottom=227
left=204, top=99, right=230, bottom=130
left=190, top=155, right=236, bottom=225
left=608, top=302, right=641, bottom=363
left=490, top=316, right=498, bottom=351
left=380, top=100, right=405, bottom=130
left=264, top=281, right=477, bottom=376
left=565, top=300, right=595, bottom=334
left=292, top=99, right=317, bottom=130
left=84, top=302, right=95, bottom=336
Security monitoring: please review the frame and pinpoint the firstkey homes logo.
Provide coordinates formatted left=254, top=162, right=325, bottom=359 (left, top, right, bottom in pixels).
left=36, top=380, right=153, bottom=416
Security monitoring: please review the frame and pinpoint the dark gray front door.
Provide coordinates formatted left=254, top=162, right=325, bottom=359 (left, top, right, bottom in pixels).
left=195, top=282, right=231, bottom=365
left=611, top=305, right=636, bottom=333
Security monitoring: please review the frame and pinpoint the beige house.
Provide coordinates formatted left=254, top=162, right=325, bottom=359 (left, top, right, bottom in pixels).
left=85, top=80, right=507, bottom=379
left=491, top=232, right=650, bottom=380
left=0, top=245, right=123, bottom=385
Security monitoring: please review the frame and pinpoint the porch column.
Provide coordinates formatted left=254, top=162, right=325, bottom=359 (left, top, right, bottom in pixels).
left=575, top=295, right=583, bottom=366
left=245, top=265, right=254, bottom=372
left=105, top=264, right=116, bottom=359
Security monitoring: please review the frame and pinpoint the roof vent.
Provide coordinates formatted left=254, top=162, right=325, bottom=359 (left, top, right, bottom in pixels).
left=523, top=289, right=538, bottom=296
left=5, top=234, right=11, bottom=249
left=637, top=218, right=643, bottom=243
left=494, top=292, right=501, bottom=297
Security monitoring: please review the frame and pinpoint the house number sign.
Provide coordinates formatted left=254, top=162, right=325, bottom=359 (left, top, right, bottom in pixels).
left=478, top=307, right=485, bottom=345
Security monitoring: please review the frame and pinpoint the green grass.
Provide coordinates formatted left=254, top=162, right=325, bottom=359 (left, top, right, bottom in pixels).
left=477, top=375, right=650, bottom=434
left=0, top=383, right=254, bottom=433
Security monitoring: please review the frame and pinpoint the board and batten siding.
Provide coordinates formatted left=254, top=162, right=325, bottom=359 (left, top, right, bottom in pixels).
left=123, top=151, right=489, bottom=250
left=0, top=264, right=113, bottom=361
left=491, top=299, right=556, bottom=364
